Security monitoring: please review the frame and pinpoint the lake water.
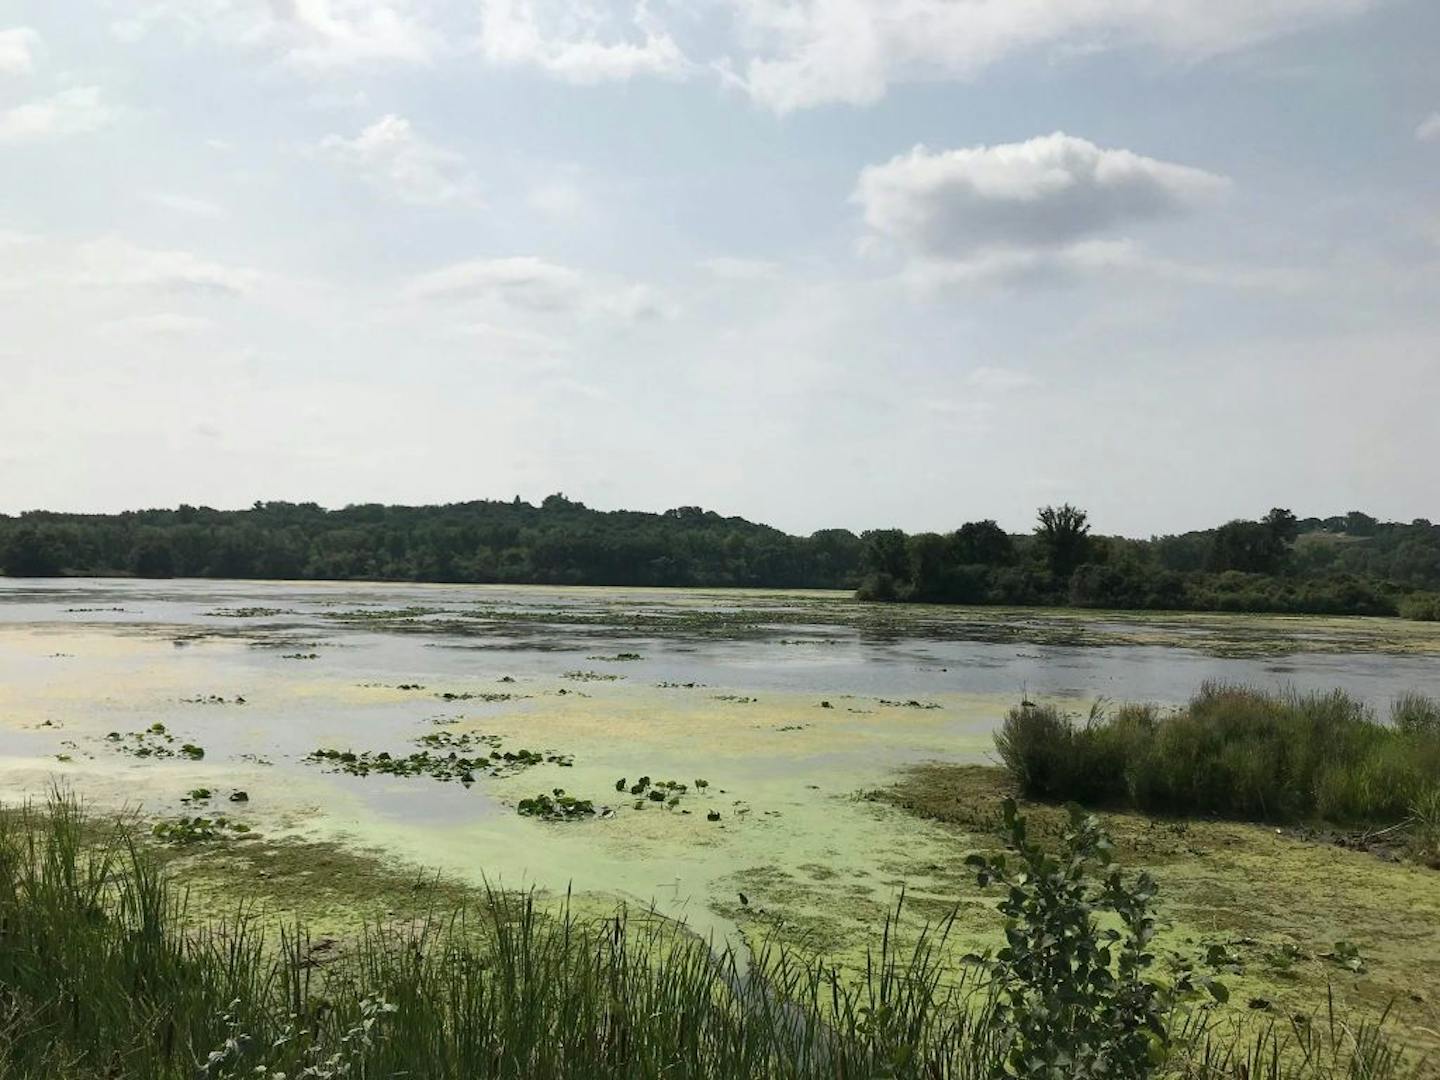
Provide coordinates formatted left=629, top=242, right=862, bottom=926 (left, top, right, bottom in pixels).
left=2, top=578, right=1438, bottom=941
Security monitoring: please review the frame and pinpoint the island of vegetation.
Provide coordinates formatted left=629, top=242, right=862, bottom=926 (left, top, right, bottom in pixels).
left=2, top=496, right=1437, bottom=619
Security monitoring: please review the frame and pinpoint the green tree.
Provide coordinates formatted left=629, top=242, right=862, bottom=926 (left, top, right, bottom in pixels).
left=1, top=526, right=64, bottom=577
left=1035, top=504, right=1091, bottom=580
left=953, top=519, right=1014, bottom=566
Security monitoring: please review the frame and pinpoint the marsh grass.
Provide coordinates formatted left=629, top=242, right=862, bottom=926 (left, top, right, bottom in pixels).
left=0, top=796, right=1422, bottom=1078
left=996, top=684, right=1440, bottom=828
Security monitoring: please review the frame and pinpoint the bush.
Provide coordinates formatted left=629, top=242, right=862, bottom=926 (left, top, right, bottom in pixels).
left=1399, top=593, right=1440, bottom=621
left=996, top=684, right=1440, bottom=826
left=1393, top=691, right=1440, bottom=736
left=966, top=800, right=1225, bottom=1079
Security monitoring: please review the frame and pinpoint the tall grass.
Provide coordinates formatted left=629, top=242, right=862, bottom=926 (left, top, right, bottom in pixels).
left=0, top=796, right=1420, bottom=1078
left=995, top=684, right=1440, bottom=826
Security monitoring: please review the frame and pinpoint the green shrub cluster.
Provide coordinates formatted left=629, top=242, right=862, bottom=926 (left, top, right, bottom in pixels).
left=995, top=684, right=1440, bottom=826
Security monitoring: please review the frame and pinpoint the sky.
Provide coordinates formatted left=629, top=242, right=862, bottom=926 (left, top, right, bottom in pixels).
left=1, top=0, right=1437, bottom=538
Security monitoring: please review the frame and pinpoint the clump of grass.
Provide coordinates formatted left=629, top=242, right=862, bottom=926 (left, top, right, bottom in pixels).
left=996, top=684, right=1440, bottom=828
left=1391, top=691, right=1440, bottom=736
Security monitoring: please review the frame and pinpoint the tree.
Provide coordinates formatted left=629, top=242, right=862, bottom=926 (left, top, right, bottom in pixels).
left=953, top=519, right=1014, bottom=566
left=1034, top=504, right=1091, bottom=580
left=1, top=526, right=63, bottom=577
left=1263, top=507, right=1299, bottom=545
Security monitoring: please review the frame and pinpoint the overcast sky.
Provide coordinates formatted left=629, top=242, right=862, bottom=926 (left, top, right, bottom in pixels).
left=2, top=1, right=1437, bottom=536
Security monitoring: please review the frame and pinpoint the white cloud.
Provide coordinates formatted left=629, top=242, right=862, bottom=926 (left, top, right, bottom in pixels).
left=0, top=86, right=112, bottom=142
left=478, top=0, right=690, bottom=84
left=318, top=114, right=481, bottom=207
left=102, top=312, right=215, bottom=338
left=406, top=255, right=672, bottom=322
left=74, top=237, right=260, bottom=295
left=407, top=256, right=585, bottom=309
left=727, top=0, right=1380, bottom=111
left=111, top=0, right=434, bottom=71
left=856, top=133, right=1229, bottom=261
left=1417, top=112, right=1440, bottom=143
left=0, top=27, right=39, bottom=76
left=144, top=192, right=227, bottom=218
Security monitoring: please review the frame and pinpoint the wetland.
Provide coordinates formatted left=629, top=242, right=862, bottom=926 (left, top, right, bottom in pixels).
left=2, top=577, right=1439, bottom=1075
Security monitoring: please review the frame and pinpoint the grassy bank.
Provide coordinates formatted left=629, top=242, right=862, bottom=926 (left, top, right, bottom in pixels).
left=995, top=685, right=1440, bottom=848
left=0, top=797, right=1426, bottom=1079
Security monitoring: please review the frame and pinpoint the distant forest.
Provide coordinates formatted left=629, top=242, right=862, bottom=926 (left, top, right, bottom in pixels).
left=1, top=496, right=1437, bottom=619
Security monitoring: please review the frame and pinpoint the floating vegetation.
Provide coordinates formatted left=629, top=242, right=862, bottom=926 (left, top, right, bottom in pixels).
left=152, top=814, right=252, bottom=845
left=562, top=670, right=621, bottom=682
left=305, top=734, right=572, bottom=785
left=713, top=694, right=756, bottom=704
left=622, top=776, right=693, bottom=811
left=656, top=681, right=706, bottom=689
left=102, top=724, right=205, bottom=760
left=281, top=652, right=319, bottom=660
left=776, top=724, right=809, bottom=732
left=516, top=789, right=595, bottom=821
left=65, top=607, right=127, bottom=613
left=205, top=607, right=295, bottom=618
left=180, top=694, right=246, bottom=705
left=182, top=788, right=213, bottom=803
left=587, top=652, right=643, bottom=662
left=877, top=699, right=942, bottom=710
left=435, top=691, right=527, bottom=703
left=237, top=753, right=273, bottom=767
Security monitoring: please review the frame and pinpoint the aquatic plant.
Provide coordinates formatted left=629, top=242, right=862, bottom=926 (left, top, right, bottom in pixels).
left=562, top=670, right=622, bottom=682
left=516, top=790, right=596, bottom=821
left=152, top=814, right=252, bottom=845
left=305, top=734, right=572, bottom=784
left=101, top=724, right=206, bottom=761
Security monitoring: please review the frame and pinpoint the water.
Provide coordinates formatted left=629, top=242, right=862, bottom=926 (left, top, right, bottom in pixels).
left=1, top=577, right=1437, bottom=940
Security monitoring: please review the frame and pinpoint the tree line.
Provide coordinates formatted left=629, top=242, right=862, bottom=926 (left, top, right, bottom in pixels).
left=1, top=496, right=1437, bottom=618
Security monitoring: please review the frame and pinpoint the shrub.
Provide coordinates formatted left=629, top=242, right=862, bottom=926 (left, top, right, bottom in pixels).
left=996, top=684, right=1440, bottom=827
left=967, top=800, right=1226, bottom=1079
left=1398, top=593, right=1440, bottom=621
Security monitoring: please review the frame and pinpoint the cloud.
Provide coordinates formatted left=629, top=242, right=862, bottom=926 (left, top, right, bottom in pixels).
left=855, top=133, right=1229, bottom=261
left=406, top=256, right=585, bottom=309
left=726, top=0, right=1381, bottom=111
left=319, top=114, right=481, bottom=207
left=101, top=312, right=215, bottom=338
left=406, top=255, right=672, bottom=321
left=143, top=192, right=227, bottom=218
left=112, top=0, right=434, bottom=72
left=477, top=0, right=690, bottom=84
left=1417, top=112, right=1440, bottom=143
left=0, top=27, right=39, bottom=76
left=0, top=86, right=112, bottom=142
left=74, top=237, right=260, bottom=295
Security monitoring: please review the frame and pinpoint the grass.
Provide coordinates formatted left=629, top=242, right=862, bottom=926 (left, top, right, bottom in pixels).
left=995, top=684, right=1440, bottom=832
left=0, top=795, right=1424, bottom=1078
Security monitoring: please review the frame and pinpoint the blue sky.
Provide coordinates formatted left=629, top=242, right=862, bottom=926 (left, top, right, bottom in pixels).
left=2, top=0, right=1437, bottom=536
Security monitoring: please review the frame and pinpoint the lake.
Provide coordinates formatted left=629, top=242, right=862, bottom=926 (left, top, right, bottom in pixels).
left=3, top=577, right=1438, bottom=943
